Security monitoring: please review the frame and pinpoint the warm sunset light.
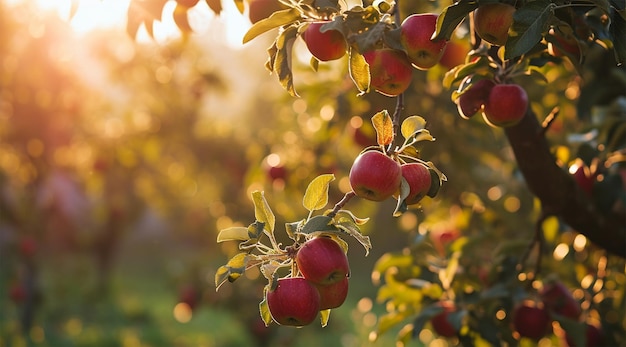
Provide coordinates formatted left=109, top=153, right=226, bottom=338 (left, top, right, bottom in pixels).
left=1, top=0, right=624, bottom=346
left=7, top=0, right=250, bottom=45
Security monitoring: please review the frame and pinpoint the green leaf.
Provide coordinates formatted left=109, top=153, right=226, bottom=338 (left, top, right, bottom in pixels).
left=505, top=0, right=555, bottom=59
left=242, top=8, right=302, bottom=44
left=274, top=25, right=299, bottom=97
left=215, top=253, right=251, bottom=289
left=393, top=178, right=411, bottom=217
left=348, top=47, right=370, bottom=94
left=301, top=215, right=336, bottom=234
left=320, top=309, right=331, bottom=327
left=372, top=110, right=394, bottom=146
left=335, top=218, right=372, bottom=255
left=303, top=174, right=335, bottom=212
left=216, top=226, right=250, bottom=242
left=400, top=116, right=427, bottom=139
left=252, top=191, right=275, bottom=232
left=285, top=220, right=303, bottom=240
left=553, top=314, right=586, bottom=347
left=433, top=0, right=478, bottom=41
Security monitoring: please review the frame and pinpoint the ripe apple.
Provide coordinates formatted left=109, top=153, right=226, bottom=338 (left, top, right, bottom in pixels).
left=9, top=283, right=26, bottom=303
left=296, top=236, right=349, bottom=285
left=267, top=277, right=320, bottom=326
left=456, top=78, right=495, bottom=119
left=303, top=22, right=347, bottom=62
left=399, top=163, right=432, bottom=205
left=482, top=83, right=528, bottom=127
left=430, top=301, right=457, bottom=337
left=267, top=164, right=288, bottom=182
left=179, top=284, right=200, bottom=310
left=315, top=277, right=349, bottom=310
left=565, top=323, right=604, bottom=347
left=19, top=236, right=38, bottom=258
left=439, top=40, right=470, bottom=70
left=571, top=164, right=594, bottom=196
left=399, top=13, right=448, bottom=70
left=473, top=3, right=516, bottom=46
left=363, top=49, right=413, bottom=97
left=247, top=0, right=287, bottom=24
left=540, top=281, right=582, bottom=320
left=349, top=150, right=402, bottom=201
left=512, top=301, right=551, bottom=340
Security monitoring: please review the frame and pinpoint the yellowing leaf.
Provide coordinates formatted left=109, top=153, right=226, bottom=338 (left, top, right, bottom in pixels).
left=252, top=191, right=275, bottom=232
left=348, top=48, right=370, bottom=94
left=259, top=291, right=273, bottom=326
left=542, top=216, right=560, bottom=243
left=173, top=4, right=192, bottom=33
left=400, top=116, right=426, bottom=140
left=372, top=110, right=394, bottom=146
left=217, top=227, right=250, bottom=242
left=320, top=309, right=331, bottom=327
left=242, top=8, right=301, bottom=44
left=274, top=25, right=299, bottom=97
left=303, top=174, right=335, bottom=212
left=214, top=253, right=252, bottom=290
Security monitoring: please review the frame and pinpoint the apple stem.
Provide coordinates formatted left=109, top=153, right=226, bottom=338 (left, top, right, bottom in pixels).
left=327, top=191, right=356, bottom=218
left=389, top=92, right=405, bottom=153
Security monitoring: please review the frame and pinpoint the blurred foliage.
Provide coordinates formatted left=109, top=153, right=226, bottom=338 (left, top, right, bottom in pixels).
left=0, top=0, right=625, bottom=347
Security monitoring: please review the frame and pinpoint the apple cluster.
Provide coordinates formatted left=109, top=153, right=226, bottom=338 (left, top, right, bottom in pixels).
left=349, top=150, right=432, bottom=205
left=455, top=76, right=529, bottom=127
left=266, top=236, right=350, bottom=326
left=511, top=281, right=604, bottom=345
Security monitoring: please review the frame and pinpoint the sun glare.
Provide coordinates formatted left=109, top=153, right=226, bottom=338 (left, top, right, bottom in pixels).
left=12, top=0, right=250, bottom=46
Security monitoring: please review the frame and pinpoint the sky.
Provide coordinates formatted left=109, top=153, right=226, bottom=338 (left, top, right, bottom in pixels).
left=7, top=0, right=250, bottom=47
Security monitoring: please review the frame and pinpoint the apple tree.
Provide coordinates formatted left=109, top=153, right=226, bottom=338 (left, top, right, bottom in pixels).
left=115, top=0, right=626, bottom=345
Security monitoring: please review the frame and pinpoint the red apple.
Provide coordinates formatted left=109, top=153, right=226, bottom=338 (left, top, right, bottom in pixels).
left=179, top=284, right=200, bottom=310
left=349, top=150, right=402, bottom=201
left=296, top=236, right=349, bottom=285
left=363, top=49, right=413, bottom=97
left=431, top=301, right=457, bottom=337
left=266, top=277, right=320, bottom=326
left=399, top=163, right=432, bottom=205
left=512, top=301, right=551, bottom=340
left=303, top=22, right=347, bottom=62
left=9, top=283, right=26, bottom=303
left=439, top=40, right=470, bottom=70
left=267, top=164, right=288, bottom=182
left=315, top=277, right=349, bottom=310
left=482, top=83, right=528, bottom=127
left=19, top=236, right=37, bottom=258
left=565, top=323, right=604, bottom=347
left=247, top=0, right=287, bottom=24
left=540, top=281, right=582, bottom=320
left=399, top=13, right=448, bottom=70
left=456, top=78, right=495, bottom=119
left=473, top=3, right=516, bottom=46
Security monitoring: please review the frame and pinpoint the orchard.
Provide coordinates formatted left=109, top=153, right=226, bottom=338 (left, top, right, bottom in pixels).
left=0, top=0, right=625, bottom=346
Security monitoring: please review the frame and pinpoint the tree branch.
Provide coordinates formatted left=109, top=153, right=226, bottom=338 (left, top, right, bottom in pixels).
left=504, top=110, right=626, bottom=258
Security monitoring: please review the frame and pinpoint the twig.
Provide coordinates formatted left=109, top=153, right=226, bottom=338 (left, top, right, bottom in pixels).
left=540, top=106, right=560, bottom=137
left=518, top=211, right=549, bottom=283
left=327, top=191, right=356, bottom=218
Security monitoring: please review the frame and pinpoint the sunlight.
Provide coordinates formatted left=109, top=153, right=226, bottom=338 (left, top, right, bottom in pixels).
left=10, top=0, right=250, bottom=47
